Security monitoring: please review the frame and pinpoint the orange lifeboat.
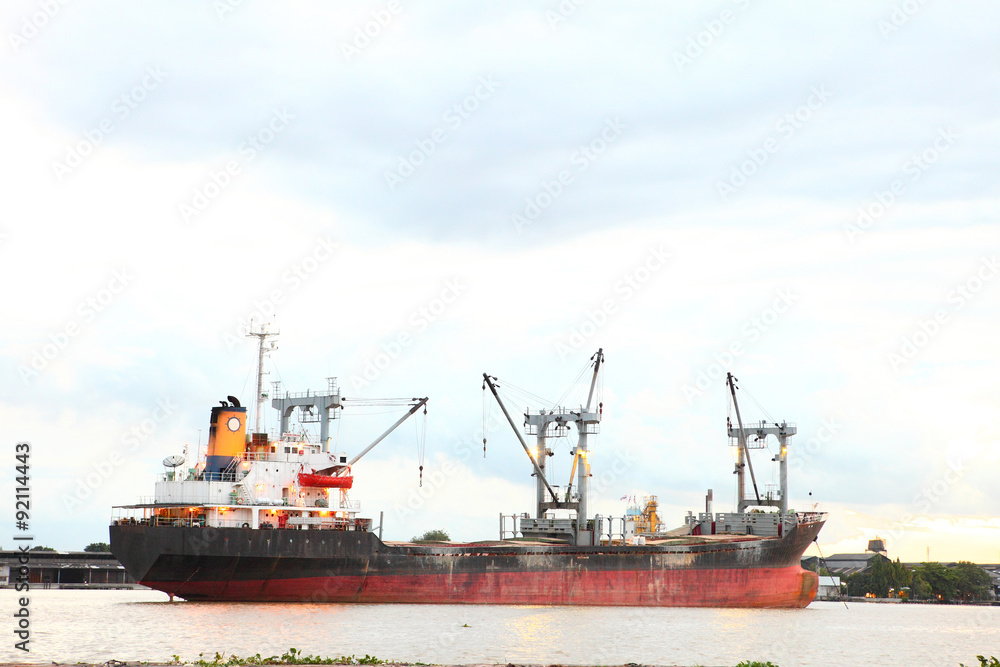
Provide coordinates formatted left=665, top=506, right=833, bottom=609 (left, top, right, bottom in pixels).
left=298, top=473, right=353, bottom=489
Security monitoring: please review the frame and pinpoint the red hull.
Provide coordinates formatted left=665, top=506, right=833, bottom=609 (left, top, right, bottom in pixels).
left=145, top=565, right=817, bottom=608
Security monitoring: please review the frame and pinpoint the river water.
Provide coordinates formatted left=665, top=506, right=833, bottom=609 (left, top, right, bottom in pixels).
left=2, top=590, right=997, bottom=666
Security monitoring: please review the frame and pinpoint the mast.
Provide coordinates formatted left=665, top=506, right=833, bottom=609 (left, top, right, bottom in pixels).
left=575, top=348, right=603, bottom=530
left=726, top=372, right=761, bottom=509
left=247, top=323, right=279, bottom=434
left=777, top=424, right=789, bottom=514
left=585, top=348, right=603, bottom=411
left=485, top=350, right=602, bottom=544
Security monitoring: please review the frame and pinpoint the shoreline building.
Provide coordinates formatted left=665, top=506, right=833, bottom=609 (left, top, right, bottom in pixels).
left=0, top=550, right=141, bottom=589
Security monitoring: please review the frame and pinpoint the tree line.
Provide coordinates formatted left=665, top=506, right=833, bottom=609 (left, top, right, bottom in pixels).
left=812, top=554, right=994, bottom=602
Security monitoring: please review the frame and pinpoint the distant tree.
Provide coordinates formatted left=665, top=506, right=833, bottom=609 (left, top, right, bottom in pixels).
left=951, top=561, right=992, bottom=602
left=910, top=570, right=933, bottom=600
left=886, top=557, right=912, bottom=595
left=845, top=555, right=910, bottom=597
left=411, top=529, right=450, bottom=542
left=871, top=556, right=894, bottom=597
left=84, top=542, right=110, bottom=553
left=845, top=571, right=871, bottom=597
left=844, top=554, right=913, bottom=598
left=29, top=545, right=56, bottom=552
left=913, top=562, right=957, bottom=601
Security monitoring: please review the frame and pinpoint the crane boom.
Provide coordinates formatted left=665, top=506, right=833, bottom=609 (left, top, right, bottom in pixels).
left=482, top=374, right=558, bottom=503
left=347, top=398, right=428, bottom=466
left=727, top=372, right=761, bottom=507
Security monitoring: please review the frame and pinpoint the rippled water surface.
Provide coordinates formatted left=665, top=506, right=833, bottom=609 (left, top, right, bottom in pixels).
left=2, top=590, right=997, bottom=666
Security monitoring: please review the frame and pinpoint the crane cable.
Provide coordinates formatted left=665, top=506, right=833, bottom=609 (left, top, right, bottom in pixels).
left=482, top=377, right=493, bottom=457
left=415, top=403, right=427, bottom=486
left=555, top=357, right=593, bottom=407
left=814, top=538, right=849, bottom=609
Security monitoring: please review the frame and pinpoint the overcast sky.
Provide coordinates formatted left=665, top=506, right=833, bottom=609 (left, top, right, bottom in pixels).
left=1, top=1, right=998, bottom=563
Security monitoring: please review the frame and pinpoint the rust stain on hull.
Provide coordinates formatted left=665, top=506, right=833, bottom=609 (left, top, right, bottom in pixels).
left=112, top=517, right=824, bottom=608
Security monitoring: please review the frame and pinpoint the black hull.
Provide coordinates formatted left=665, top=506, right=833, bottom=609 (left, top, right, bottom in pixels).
left=110, top=518, right=824, bottom=607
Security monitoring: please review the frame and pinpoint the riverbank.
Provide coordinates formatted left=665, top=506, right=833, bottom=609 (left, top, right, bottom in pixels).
left=31, top=664, right=695, bottom=667
left=836, top=596, right=999, bottom=605
left=27, top=664, right=701, bottom=667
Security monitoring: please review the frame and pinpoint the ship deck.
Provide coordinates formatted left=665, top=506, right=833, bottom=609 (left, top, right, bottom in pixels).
left=382, top=532, right=773, bottom=549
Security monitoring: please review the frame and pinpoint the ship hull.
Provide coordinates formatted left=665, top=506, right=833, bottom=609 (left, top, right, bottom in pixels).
left=110, top=518, right=823, bottom=608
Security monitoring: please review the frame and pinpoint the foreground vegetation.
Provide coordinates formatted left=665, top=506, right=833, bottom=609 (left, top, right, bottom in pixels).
left=960, top=657, right=1000, bottom=667
left=167, top=656, right=789, bottom=667
left=139, top=653, right=1000, bottom=667
left=171, top=649, right=385, bottom=665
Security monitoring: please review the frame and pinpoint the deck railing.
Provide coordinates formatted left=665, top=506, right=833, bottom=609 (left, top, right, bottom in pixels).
left=110, top=516, right=374, bottom=531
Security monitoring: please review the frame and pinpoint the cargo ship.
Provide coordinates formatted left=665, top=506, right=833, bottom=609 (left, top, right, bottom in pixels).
left=110, top=330, right=825, bottom=607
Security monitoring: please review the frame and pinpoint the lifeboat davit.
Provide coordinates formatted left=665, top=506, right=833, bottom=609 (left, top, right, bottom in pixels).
left=298, top=473, right=353, bottom=489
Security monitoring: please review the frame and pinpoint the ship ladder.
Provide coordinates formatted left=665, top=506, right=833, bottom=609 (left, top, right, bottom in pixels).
left=237, top=478, right=255, bottom=506
left=221, top=458, right=256, bottom=505
left=221, top=457, right=241, bottom=481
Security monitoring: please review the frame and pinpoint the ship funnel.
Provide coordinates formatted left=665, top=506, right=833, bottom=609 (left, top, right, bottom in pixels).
left=205, top=400, right=247, bottom=476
